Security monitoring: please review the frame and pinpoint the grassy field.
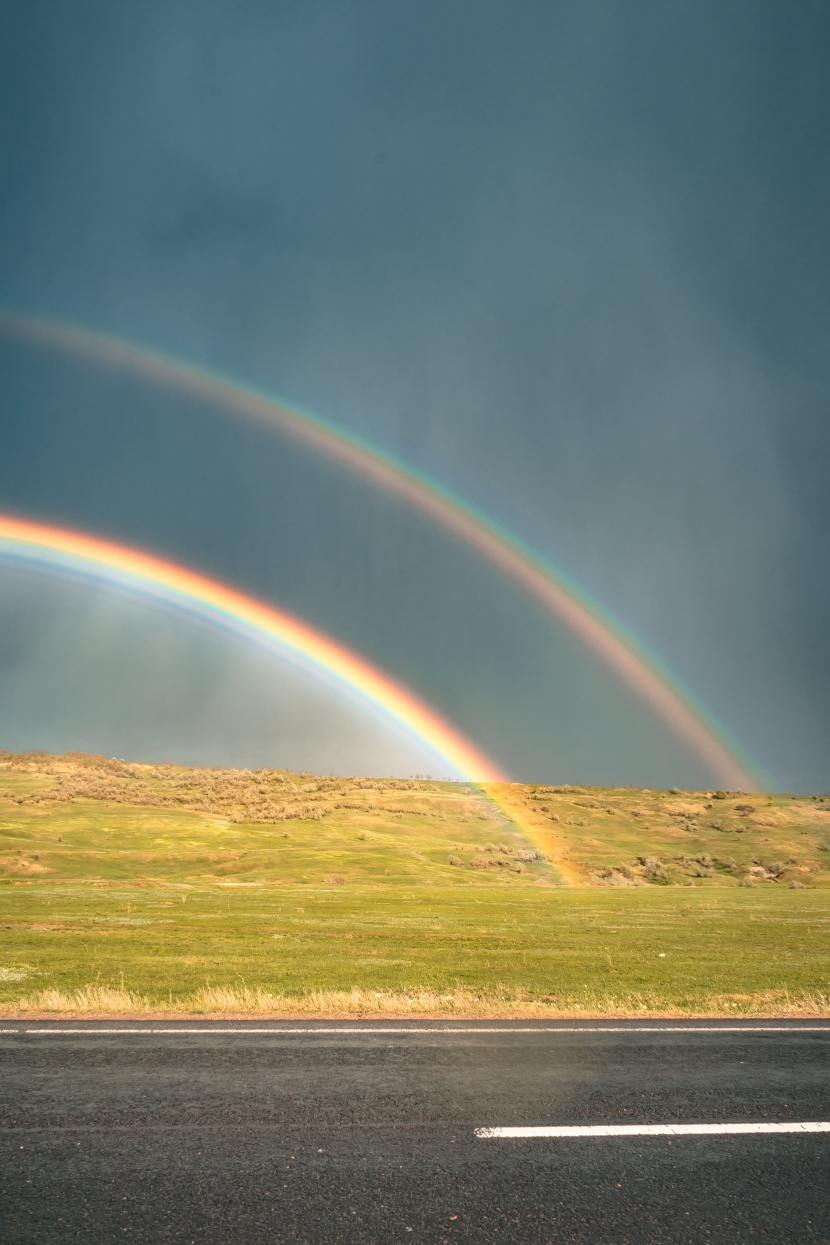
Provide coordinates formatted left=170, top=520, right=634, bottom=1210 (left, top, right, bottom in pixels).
left=1, top=751, right=828, bottom=1017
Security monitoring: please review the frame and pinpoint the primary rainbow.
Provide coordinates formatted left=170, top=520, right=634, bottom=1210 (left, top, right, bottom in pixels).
left=0, top=514, right=505, bottom=783
left=0, top=308, right=763, bottom=789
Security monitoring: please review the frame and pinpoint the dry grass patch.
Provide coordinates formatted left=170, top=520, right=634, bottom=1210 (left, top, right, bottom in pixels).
left=30, top=986, right=151, bottom=1013
left=8, top=983, right=830, bottom=1019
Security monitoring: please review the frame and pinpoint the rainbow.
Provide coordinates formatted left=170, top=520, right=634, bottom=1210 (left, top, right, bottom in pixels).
left=0, top=514, right=505, bottom=783
left=0, top=308, right=763, bottom=789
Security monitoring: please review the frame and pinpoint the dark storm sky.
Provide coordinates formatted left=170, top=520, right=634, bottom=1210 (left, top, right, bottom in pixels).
left=0, top=0, right=828, bottom=788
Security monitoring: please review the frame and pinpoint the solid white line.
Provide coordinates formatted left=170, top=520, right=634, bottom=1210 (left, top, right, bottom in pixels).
left=1, top=1025, right=829, bottom=1036
left=476, top=1122, right=830, bottom=1138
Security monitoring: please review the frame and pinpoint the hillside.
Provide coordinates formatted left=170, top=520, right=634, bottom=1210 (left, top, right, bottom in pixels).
left=1, top=752, right=828, bottom=1017
left=1, top=751, right=828, bottom=889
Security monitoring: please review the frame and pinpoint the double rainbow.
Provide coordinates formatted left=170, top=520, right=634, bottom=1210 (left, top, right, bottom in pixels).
left=0, top=308, right=763, bottom=788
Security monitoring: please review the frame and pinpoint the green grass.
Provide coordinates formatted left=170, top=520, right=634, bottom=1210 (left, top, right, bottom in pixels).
left=0, top=752, right=828, bottom=1016
left=2, top=884, right=829, bottom=1016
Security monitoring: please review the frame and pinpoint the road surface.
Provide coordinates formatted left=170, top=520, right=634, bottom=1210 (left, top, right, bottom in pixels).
left=1, top=1020, right=829, bottom=1242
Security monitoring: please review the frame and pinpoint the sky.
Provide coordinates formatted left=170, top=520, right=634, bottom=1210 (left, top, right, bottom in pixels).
left=0, top=0, right=828, bottom=789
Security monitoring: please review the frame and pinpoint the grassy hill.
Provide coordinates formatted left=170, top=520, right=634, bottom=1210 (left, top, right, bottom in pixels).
left=1, top=751, right=828, bottom=1017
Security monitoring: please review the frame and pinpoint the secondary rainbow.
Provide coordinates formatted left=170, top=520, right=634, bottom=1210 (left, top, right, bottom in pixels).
left=0, top=514, right=505, bottom=783
left=0, top=308, right=763, bottom=789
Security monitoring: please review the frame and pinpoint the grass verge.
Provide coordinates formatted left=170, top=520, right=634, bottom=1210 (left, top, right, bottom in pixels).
left=8, top=984, right=830, bottom=1020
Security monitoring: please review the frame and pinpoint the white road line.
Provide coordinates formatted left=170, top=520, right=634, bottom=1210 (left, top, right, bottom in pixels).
left=1, top=1025, right=830, bottom=1036
left=476, top=1122, right=830, bottom=1138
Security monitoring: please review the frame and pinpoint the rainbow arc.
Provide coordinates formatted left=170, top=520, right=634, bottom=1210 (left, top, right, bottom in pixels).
left=0, top=308, right=764, bottom=788
left=0, top=515, right=504, bottom=783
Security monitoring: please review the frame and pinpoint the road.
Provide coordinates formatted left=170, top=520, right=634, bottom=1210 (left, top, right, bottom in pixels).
left=1, top=1020, right=829, bottom=1243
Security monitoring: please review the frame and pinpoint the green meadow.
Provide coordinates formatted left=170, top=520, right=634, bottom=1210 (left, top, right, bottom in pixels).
left=1, top=752, right=828, bottom=1016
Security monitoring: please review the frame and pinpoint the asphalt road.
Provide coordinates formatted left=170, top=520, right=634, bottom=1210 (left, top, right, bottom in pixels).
left=1, top=1020, right=829, bottom=1243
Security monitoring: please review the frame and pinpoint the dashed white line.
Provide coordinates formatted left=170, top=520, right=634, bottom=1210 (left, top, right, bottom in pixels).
left=476, top=1122, right=830, bottom=1138
left=1, top=1025, right=829, bottom=1036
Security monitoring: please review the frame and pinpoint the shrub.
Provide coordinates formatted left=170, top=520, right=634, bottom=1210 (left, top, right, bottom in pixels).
left=590, top=869, right=639, bottom=887
left=638, top=854, right=668, bottom=882
left=324, top=874, right=346, bottom=885
left=789, top=879, right=806, bottom=889
left=695, top=854, right=713, bottom=868
left=448, top=854, right=461, bottom=867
